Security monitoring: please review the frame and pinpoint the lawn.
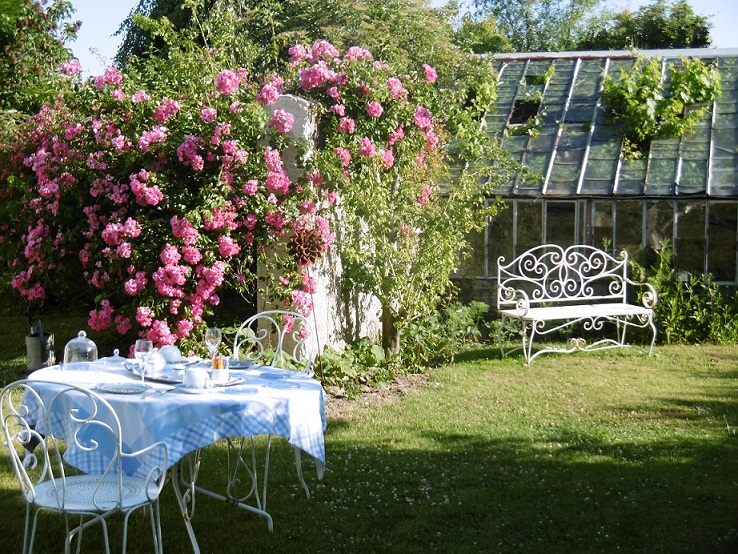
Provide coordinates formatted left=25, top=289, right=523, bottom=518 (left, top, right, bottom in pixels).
left=1, top=314, right=737, bottom=552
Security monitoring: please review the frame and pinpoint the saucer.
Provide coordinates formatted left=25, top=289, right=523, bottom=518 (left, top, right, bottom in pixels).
left=176, top=384, right=220, bottom=394
left=97, top=383, right=151, bottom=395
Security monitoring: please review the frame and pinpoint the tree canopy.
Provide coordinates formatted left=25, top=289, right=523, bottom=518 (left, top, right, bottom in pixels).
left=472, top=0, right=601, bottom=52
left=0, top=0, right=79, bottom=114
left=575, top=0, right=712, bottom=50
left=470, top=0, right=713, bottom=53
left=117, top=0, right=464, bottom=77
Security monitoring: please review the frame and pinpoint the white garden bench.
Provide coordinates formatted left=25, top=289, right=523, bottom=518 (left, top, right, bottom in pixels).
left=496, top=244, right=658, bottom=365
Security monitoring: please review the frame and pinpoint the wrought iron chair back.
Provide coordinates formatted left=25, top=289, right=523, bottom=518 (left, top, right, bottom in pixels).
left=1, top=379, right=167, bottom=554
left=232, top=310, right=315, bottom=375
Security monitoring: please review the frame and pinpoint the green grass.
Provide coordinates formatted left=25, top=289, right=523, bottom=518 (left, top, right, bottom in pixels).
left=1, top=316, right=737, bottom=552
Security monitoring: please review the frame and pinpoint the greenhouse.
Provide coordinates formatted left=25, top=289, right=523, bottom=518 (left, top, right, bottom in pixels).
left=459, top=48, right=738, bottom=303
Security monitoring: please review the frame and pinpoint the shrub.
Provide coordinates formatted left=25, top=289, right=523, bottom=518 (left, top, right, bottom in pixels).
left=629, top=242, right=738, bottom=344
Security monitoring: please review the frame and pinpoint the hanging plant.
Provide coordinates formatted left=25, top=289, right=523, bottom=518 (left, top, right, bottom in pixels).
left=601, top=55, right=721, bottom=159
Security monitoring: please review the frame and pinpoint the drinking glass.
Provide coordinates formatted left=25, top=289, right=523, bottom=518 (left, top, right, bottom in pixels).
left=134, top=339, right=154, bottom=382
left=205, top=327, right=222, bottom=360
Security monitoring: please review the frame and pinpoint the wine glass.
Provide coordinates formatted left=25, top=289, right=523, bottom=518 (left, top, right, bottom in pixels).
left=204, top=327, right=222, bottom=361
left=134, top=339, right=154, bottom=382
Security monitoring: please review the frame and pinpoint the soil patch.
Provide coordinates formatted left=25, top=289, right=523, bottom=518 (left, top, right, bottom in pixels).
left=323, top=371, right=433, bottom=420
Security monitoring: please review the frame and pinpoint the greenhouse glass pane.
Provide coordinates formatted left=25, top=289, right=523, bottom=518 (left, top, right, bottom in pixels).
left=708, top=202, right=737, bottom=282
left=545, top=202, right=576, bottom=246
left=502, top=135, right=529, bottom=153
left=580, top=179, right=614, bottom=196
left=584, top=159, right=618, bottom=180
left=525, top=152, right=550, bottom=175
left=457, top=227, right=486, bottom=278
left=617, top=179, right=647, bottom=195
left=588, top=141, right=622, bottom=159
left=718, top=89, right=738, bottom=102
left=564, top=106, right=595, bottom=123
left=675, top=202, right=706, bottom=275
left=528, top=133, right=557, bottom=152
left=488, top=202, right=514, bottom=270
left=645, top=201, right=674, bottom=250
left=711, top=157, right=738, bottom=171
left=679, top=160, right=707, bottom=191
left=592, top=201, right=614, bottom=250
left=615, top=201, right=643, bottom=251
left=515, top=201, right=543, bottom=255
left=712, top=127, right=738, bottom=152
left=711, top=168, right=738, bottom=196
left=647, top=158, right=678, bottom=186
left=715, top=112, right=738, bottom=126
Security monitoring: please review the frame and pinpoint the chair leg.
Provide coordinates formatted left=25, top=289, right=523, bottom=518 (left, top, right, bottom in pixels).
left=293, top=446, right=310, bottom=498
left=149, top=500, right=164, bottom=554
left=23, top=505, right=32, bottom=554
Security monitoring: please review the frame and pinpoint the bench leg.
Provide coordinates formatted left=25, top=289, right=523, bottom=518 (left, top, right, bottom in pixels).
left=497, top=314, right=508, bottom=359
left=648, top=314, right=657, bottom=356
left=616, top=318, right=627, bottom=346
left=522, top=321, right=536, bottom=366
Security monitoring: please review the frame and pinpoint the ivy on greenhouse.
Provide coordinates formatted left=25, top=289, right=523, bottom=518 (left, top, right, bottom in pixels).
left=601, top=55, right=721, bottom=158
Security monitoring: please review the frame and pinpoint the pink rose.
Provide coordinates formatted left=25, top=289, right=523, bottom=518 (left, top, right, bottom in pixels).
left=200, top=106, right=217, bottom=122
left=366, top=101, right=384, bottom=117
left=216, top=70, right=241, bottom=95
left=422, top=64, right=438, bottom=83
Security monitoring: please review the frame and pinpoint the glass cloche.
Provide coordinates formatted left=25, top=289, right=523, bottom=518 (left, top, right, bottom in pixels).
left=63, top=330, right=98, bottom=365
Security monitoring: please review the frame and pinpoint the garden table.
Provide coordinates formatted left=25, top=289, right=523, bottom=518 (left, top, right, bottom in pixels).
left=27, top=362, right=326, bottom=553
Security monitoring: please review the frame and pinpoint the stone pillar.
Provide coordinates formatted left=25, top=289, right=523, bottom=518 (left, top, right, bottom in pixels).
left=259, top=96, right=381, bottom=356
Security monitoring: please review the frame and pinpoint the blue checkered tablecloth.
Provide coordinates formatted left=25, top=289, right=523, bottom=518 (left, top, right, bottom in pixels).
left=27, top=364, right=326, bottom=479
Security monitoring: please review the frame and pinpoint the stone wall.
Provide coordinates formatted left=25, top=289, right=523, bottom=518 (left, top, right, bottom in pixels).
left=258, top=95, right=382, bottom=355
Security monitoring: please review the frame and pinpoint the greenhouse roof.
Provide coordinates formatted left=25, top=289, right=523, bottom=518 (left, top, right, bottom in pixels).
left=488, top=48, right=738, bottom=199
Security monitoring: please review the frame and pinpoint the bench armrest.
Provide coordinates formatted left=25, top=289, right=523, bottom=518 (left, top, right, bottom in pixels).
left=625, top=278, right=658, bottom=309
left=498, top=285, right=531, bottom=316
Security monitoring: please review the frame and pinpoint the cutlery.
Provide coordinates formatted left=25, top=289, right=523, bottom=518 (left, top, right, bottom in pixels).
left=142, top=387, right=175, bottom=398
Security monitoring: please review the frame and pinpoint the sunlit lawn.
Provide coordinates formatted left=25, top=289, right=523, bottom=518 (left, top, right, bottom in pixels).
left=1, top=312, right=737, bottom=552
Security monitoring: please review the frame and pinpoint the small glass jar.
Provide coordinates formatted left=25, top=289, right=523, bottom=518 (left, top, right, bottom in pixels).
left=63, top=330, right=98, bottom=365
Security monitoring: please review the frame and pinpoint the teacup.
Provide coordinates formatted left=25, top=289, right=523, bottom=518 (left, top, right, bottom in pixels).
left=182, top=367, right=211, bottom=389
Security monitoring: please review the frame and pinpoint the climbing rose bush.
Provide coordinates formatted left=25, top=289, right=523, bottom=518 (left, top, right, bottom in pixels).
left=0, top=56, right=333, bottom=346
left=281, top=41, right=467, bottom=346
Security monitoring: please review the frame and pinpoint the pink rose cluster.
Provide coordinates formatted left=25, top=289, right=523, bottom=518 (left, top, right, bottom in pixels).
left=268, top=109, right=295, bottom=133
left=286, top=40, right=441, bottom=181
left=61, top=58, right=82, bottom=76
left=3, top=53, right=335, bottom=348
left=216, top=69, right=244, bottom=95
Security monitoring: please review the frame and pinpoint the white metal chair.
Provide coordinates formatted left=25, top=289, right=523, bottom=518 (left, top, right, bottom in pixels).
left=231, top=310, right=316, bottom=503
left=233, top=309, right=315, bottom=376
left=1, top=380, right=168, bottom=554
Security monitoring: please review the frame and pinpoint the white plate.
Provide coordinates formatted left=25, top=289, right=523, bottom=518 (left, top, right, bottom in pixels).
left=97, top=383, right=150, bottom=395
left=264, top=381, right=301, bottom=390
left=213, top=376, right=244, bottom=387
left=229, top=360, right=256, bottom=370
left=175, top=384, right=220, bottom=394
left=259, top=371, right=290, bottom=380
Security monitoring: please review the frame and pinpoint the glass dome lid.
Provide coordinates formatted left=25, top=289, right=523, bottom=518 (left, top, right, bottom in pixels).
left=63, top=330, right=98, bottom=365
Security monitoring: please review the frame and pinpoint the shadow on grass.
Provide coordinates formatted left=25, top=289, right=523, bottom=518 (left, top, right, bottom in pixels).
left=2, top=422, right=736, bottom=554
